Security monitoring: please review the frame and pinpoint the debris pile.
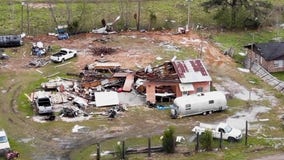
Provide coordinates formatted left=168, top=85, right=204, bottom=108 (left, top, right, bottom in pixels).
left=0, top=49, right=9, bottom=60
left=28, top=58, right=212, bottom=122
left=90, top=47, right=116, bottom=56
left=27, top=58, right=50, bottom=68
left=31, top=41, right=50, bottom=56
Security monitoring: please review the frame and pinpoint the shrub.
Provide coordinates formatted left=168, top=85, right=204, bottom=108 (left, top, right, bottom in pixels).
left=162, top=126, right=176, bottom=153
left=200, top=130, right=213, bottom=151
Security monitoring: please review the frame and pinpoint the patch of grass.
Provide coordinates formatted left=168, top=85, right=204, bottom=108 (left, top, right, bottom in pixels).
left=212, top=29, right=284, bottom=56
left=271, top=71, right=284, bottom=81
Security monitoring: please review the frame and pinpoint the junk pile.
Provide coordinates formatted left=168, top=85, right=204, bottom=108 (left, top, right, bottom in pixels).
left=27, top=58, right=50, bottom=68
left=90, top=47, right=116, bottom=56
left=31, top=41, right=50, bottom=56
left=0, top=49, right=9, bottom=60
left=28, top=58, right=210, bottom=121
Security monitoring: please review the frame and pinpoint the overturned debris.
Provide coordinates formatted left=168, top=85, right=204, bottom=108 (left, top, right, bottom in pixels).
left=27, top=58, right=50, bottom=68
left=41, top=77, right=75, bottom=91
left=31, top=41, right=50, bottom=56
left=90, top=47, right=116, bottom=56
left=60, top=107, right=79, bottom=118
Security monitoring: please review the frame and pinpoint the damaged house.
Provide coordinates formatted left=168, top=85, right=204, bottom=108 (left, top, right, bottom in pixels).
left=245, top=42, right=284, bottom=73
left=136, top=59, right=212, bottom=104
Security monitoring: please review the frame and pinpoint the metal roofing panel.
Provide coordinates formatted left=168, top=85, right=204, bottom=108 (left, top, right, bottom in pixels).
left=172, top=59, right=212, bottom=83
left=95, top=91, right=119, bottom=107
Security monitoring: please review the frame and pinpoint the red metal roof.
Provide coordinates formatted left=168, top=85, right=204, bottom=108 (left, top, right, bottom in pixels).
left=172, top=59, right=211, bottom=83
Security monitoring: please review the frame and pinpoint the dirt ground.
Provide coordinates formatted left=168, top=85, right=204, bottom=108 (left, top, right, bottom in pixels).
left=6, top=30, right=235, bottom=71
left=0, top=30, right=262, bottom=160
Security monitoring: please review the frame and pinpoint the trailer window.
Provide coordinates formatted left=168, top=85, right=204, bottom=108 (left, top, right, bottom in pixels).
left=185, top=104, right=191, bottom=110
left=209, top=100, right=214, bottom=104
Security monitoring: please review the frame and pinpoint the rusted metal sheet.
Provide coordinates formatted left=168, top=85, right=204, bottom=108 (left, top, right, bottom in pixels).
left=123, top=73, right=134, bottom=92
left=172, top=59, right=212, bottom=83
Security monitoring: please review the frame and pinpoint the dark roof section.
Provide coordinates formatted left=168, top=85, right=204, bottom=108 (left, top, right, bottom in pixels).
left=245, top=42, right=284, bottom=61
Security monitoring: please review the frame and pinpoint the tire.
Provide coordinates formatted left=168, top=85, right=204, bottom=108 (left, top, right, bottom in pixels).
left=61, top=58, right=65, bottom=63
left=73, top=54, right=77, bottom=57
left=228, top=137, right=236, bottom=142
left=203, top=112, right=207, bottom=115
left=209, top=110, right=212, bottom=114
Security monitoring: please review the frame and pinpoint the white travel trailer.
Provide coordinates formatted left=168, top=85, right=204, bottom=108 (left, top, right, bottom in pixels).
left=170, top=91, right=227, bottom=118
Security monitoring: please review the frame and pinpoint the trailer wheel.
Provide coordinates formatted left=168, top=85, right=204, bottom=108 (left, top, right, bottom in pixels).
left=203, top=112, right=207, bottom=115
left=209, top=111, right=212, bottom=114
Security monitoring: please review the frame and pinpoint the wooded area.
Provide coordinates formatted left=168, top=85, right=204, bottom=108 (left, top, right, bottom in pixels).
left=0, top=0, right=282, bottom=35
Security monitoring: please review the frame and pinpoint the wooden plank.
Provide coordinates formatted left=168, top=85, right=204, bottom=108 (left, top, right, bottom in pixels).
left=146, top=82, right=156, bottom=104
left=122, top=73, right=134, bottom=92
left=81, top=80, right=101, bottom=88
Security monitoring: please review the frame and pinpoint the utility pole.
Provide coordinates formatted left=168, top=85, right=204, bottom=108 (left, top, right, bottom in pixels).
left=21, top=1, right=25, bottom=33
left=137, top=0, right=141, bottom=31
left=26, top=2, right=30, bottom=35
left=186, top=0, right=192, bottom=31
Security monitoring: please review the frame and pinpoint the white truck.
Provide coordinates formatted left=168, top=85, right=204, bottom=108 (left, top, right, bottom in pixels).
left=50, top=48, right=77, bottom=63
left=33, top=91, right=53, bottom=115
left=192, top=122, right=242, bottom=142
left=170, top=91, right=228, bottom=118
left=0, top=129, right=10, bottom=154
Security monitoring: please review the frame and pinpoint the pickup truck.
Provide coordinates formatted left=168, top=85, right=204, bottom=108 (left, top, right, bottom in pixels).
left=192, top=122, right=242, bottom=142
left=0, top=129, right=10, bottom=154
left=50, top=48, right=77, bottom=63
left=33, top=91, right=53, bottom=115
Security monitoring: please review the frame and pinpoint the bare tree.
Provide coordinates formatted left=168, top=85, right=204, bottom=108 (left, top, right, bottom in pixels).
left=65, top=0, right=73, bottom=25
left=48, top=0, right=58, bottom=27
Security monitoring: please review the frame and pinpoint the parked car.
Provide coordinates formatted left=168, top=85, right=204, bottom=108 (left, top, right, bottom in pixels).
left=50, top=48, right=77, bottom=63
left=0, top=129, right=10, bottom=155
left=56, top=25, right=69, bottom=40
left=192, top=122, right=242, bottom=142
left=33, top=91, right=53, bottom=115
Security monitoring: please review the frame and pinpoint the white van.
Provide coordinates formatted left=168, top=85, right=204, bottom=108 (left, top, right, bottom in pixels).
left=170, top=91, right=228, bottom=118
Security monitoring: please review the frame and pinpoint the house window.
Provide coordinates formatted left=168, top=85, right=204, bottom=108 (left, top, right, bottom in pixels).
left=274, top=60, right=284, bottom=68
left=185, top=104, right=191, bottom=110
left=197, top=87, right=203, bottom=92
left=209, top=100, right=214, bottom=104
left=274, top=60, right=280, bottom=68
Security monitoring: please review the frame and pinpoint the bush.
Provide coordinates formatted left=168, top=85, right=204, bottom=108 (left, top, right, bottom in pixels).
left=114, top=141, right=125, bottom=159
left=200, top=130, right=213, bottom=151
left=162, top=126, right=176, bottom=153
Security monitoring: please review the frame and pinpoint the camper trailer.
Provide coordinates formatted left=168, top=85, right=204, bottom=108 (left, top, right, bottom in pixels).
left=170, top=91, right=227, bottom=118
left=0, top=35, right=23, bottom=47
